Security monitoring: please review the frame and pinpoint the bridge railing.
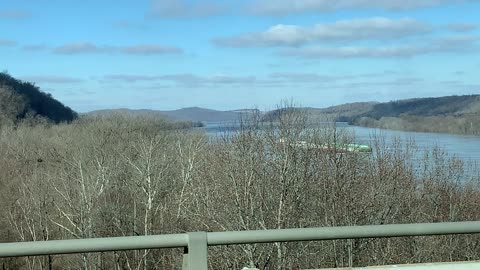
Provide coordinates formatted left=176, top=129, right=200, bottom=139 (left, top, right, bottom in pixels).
left=1, top=221, right=480, bottom=269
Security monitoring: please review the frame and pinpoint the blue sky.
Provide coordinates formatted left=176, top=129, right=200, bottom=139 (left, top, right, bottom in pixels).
left=1, top=0, right=479, bottom=112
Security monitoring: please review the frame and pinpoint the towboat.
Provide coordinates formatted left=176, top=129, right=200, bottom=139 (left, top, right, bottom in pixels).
left=277, top=139, right=372, bottom=153
left=323, top=143, right=372, bottom=153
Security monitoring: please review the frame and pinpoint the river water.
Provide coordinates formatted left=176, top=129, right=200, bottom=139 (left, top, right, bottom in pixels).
left=199, top=122, right=480, bottom=163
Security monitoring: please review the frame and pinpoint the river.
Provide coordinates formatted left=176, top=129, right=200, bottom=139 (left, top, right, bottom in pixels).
left=199, top=122, right=480, bottom=163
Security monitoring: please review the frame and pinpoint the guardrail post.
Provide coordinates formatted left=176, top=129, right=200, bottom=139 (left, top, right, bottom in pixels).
left=182, top=232, right=208, bottom=270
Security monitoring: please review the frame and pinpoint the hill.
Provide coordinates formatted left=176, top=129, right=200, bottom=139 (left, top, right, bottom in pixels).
left=0, top=72, right=77, bottom=125
left=88, top=95, right=480, bottom=135
left=315, top=96, right=480, bottom=122
left=360, top=95, right=480, bottom=119
left=344, top=95, right=480, bottom=135
left=87, top=107, right=258, bottom=122
left=314, top=102, right=379, bottom=122
left=261, top=95, right=480, bottom=135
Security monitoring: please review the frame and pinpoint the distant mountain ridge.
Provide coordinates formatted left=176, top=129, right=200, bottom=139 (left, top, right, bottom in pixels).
left=87, top=107, right=261, bottom=122
left=87, top=95, right=480, bottom=124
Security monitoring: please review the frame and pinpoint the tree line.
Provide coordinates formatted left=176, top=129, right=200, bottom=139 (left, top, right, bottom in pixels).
left=0, top=109, right=479, bottom=269
left=355, top=113, right=480, bottom=135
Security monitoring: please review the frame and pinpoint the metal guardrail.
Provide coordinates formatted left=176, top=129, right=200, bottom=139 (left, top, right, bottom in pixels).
left=1, top=221, right=480, bottom=269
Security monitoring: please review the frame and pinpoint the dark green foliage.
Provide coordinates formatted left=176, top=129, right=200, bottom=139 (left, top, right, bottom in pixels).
left=0, top=72, right=77, bottom=124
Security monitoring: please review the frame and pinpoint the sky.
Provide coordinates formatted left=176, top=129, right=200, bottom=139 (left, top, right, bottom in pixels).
left=1, top=0, right=479, bottom=112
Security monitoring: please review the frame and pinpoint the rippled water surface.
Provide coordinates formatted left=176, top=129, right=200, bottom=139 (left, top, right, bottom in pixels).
left=200, top=122, right=480, bottom=162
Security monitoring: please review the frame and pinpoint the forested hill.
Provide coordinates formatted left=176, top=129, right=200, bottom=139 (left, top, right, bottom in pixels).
left=0, top=72, right=77, bottom=124
left=360, top=95, right=480, bottom=119
left=326, top=95, right=480, bottom=135
left=317, top=95, right=479, bottom=120
left=263, top=95, right=480, bottom=135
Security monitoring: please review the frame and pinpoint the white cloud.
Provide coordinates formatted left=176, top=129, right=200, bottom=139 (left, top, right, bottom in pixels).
left=249, top=0, right=471, bottom=15
left=214, top=18, right=430, bottom=47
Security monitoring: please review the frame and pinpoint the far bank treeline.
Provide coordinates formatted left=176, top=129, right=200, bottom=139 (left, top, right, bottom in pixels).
left=319, top=95, right=480, bottom=135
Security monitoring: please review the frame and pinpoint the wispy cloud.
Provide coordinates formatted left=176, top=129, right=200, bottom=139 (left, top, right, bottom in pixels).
left=277, top=35, right=479, bottom=58
left=53, top=42, right=115, bottom=54
left=269, top=71, right=394, bottom=82
left=102, top=73, right=256, bottom=87
left=148, top=0, right=227, bottom=18
left=113, top=20, right=148, bottom=30
left=249, top=0, right=472, bottom=15
left=270, top=72, right=342, bottom=82
left=101, top=71, right=401, bottom=89
left=0, top=39, right=16, bottom=46
left=102, top=74, right=162, bottom=83
left=121, top=45, right=183, bottom=55
left=147, top=0, right=474, bottom=18
left=21, top=75, right=85, bottom=84
left=53, top=42, right=183, bottom=55
left=0, top=10, right=30, bottom=19
left=214, top=18, right=430, bottom=47
left=433, top=35, right=479, bottom=49
left=279, top=46, right=426, bottom=58
left=22, top=44, right=48, bottom=51
left=447, top=23, right=477, bottom=32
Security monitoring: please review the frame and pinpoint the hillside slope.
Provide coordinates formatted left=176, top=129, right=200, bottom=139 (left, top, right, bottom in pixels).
left=88, top=107, right=253, bottom=122
left=316, top=95, right=480, bottom=122
left=347, top=95, right=480, bottom=135
left=265, top=95, right=480, bottom=135
left=361, top=95, right=480, bottom=119
left=0, top=72, right=77, bottom=124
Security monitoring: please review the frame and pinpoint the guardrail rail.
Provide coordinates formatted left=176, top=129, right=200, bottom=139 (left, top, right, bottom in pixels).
left=1, top=221, right=480, bottom=269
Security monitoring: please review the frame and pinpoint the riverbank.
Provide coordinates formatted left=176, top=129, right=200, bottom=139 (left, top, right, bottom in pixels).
left=353, top=114, right=480, bottom=136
